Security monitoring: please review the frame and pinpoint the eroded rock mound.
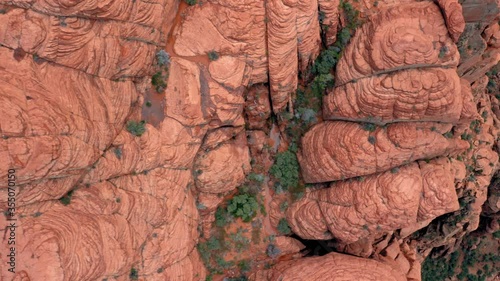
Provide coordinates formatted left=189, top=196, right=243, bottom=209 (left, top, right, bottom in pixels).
left=324, top=68, right=468, bottom=124
left=287, top=159, right=460, bottom=242
left=250, top=252, right=406, bottom=281
left=335, top=2, right=460, bottom=85
left=298, top=121, right=468, bottom=183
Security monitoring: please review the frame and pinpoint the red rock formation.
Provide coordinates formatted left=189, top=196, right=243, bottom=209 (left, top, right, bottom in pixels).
left=298, top=121, right=468, bottom=183
left=324, top=68, right=467, bottom=124
left=250, top=252, right=407, bottom=281
left=265, top=0, right=298, bottom=112
left=0, top=7, right=163, bottom=79
left=318, top=0, right=340, bottom=46
left=245, top=84, right=272, bottom=129
left=336, top=2, right=460, bottom=85
left=435, top=0, right=466, bottom=42
left=287, top=160, right=460, bottom=242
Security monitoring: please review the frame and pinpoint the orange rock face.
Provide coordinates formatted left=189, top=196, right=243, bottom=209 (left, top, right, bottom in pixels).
left=250, top=252, right=407, bottom=281
left=324, top=68, right=466, bottom=124
left=335, top=2, right=460, bottom=85
left=298, top=121, right=468, bottom=183
left=287, top=160, right=460, bottom=242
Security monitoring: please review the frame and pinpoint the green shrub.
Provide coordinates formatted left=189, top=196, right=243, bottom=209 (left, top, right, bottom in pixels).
left=361, top=122, right=377, bottom=132
left=277, top=218, right=291, bottom=235
left=129, top=267, right=139, bottom=280
left=238, top=259, right=251, bottom=272
left=215, top=206, right=230, bottom=227
left=59, top=190, right=74, bottom=206
left=266, top=244, right=281, bottom=258
left=151, top=71, right=167, bottom=93
left=270, top=150, right=300, bottom=191
left=208, top=50, right=219, bottom=61
left=227, top=194, right=259, bottom=222
left=184, top=0, right=197, bottom=5
left=156, top=50, right=170, bottom=67
left=126, top=120, right=146, bottom=137
left=113, top=147, right=122, bottom=159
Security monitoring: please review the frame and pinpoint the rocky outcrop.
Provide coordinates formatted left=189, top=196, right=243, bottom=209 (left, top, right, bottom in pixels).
left=245, top=84, right=272, bottom=129
left=436, top=0, right=466, bottom=42
left=298, top=121, right=468, bottom=183
left=335, top=2, right=460, bottom=85
left=287, top=159, right=460, bottom=242
left=324, top=68, right=470, bottom=124
left=0, top=6, right=167, bottom=79
left=318, top=0, right=340, bottom=46
left=250, top=252, right=407, bottom=281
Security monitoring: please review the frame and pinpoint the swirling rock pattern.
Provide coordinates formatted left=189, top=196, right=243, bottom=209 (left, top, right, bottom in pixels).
left=435, top=0, right=466, bottom=42
left=174, top=0, right=324, bottom=113
left=245, top=84, right=272, bottom=129
left=194, top=127, right=251, bottom=194
left=0, top=8, right=161, bottom=79
left=323, top=68, right=467, bottom=124
left=0, top=46, right=136, bottom=189
left=250, top=252, right=406, bottom=281
left=287, top=159, right=460, bottom=243
left=266, top=0, right=298, bottom=112
left=298, top=121, right=469, bottom=183
left=336, top=2, right=460, bottom=85
left=318, top=0, right=340, bottom=46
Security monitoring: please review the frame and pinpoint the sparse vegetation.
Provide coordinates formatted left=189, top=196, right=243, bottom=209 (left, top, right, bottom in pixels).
left=277, top=218, right=292, bottom=235
left=438, top=45, right=449, bottom=58
left=361, top=122, right=377, bottom=132
left=270, top=149, right=300, bottom=192
left=151, top=50, right=170, bottom=92
left=266, top=244, right=281, bottom=258
left=59, top=190, right=74, bottom=206
left=368, top=135, right=376, bottom=144
left=129, top=267, right=139, bottom=280
left=208, top=50, right=219, bottom=61
left=227, top=194, right=259, bottom=222
left=113, top=147, right=122, bottom=159
left=184, top=0, right=197, bottom=5
left=126, top=120, right=146, bottom=137
left=151, top=71, right=167, bottom=93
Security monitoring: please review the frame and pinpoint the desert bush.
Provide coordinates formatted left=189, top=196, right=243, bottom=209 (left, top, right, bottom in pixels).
left=270, top=150, right=300, bottom=192
left=208, top=50, right=220, bottom=61
left=227, top=194, right=259, bottom=222
left=277, top=218, right=291, bottom=235
left=126, top=120, right=146, bottom=137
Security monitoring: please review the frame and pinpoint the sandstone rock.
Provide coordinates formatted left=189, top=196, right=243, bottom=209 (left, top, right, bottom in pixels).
left=435, top=0, right=466, bottom=42
left=296, top=0, right=322, bottom=72
left=0, top=8, right=160, bottom=79
left=250, top=252, right=406, bottom=281
left=298, top=121, right=469, bottom=183
left=0, top=168, right=202, bottom=280
left=318, top=0, right=340, bottom=46
left=266, top=0, right=298, bottom=112
left=324, top=68, right=467, bottom=124
left=245, top=84, right=272, bottom=129
left=194, top=127, right=251, bottom=194
left=287, top=160, right=460, bottom=243
left=336, top=2, right=459, bottom=85
left=208, top=56, right=248, bottom=89
left=0, top=46, right=137, bottom=193
left=173, top=0, right=268, bottom=83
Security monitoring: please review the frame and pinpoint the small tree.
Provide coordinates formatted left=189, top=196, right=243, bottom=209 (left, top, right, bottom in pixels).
left=227, top=194, right=259, bottom=222
left=126, top=121, right=146, bottom=137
